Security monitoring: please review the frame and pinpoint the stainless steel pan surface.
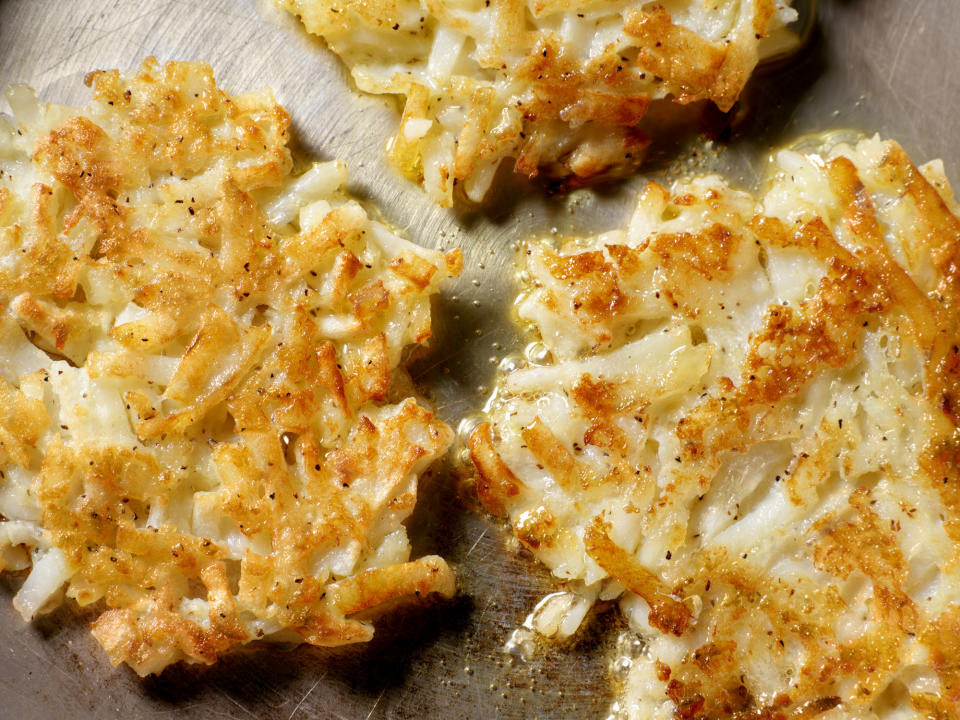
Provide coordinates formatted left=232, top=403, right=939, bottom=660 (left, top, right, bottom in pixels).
left=0, top=1, right=958, bottom=717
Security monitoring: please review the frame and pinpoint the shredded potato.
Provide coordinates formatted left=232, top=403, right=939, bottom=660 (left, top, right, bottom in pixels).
left=0, top=58, right=461, bottom=675
left=473, top=136, right=960, bottom=718
left=280, top=0, right=797, bottom=206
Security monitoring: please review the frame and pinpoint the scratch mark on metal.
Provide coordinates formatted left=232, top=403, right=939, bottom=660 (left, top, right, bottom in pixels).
left=37, top=6, right=166, bottom=77
left=20, top=642, right=78, bottom=688
left=221, top=691, right=258, bottom=719
left=166, top=0, right=249, bottom=22
left=476, top=598, right=495, bottom=626
left=890, top=0, right=926, bottom=80
left=364, top=688, right=386, bottom=720
left=287, top=673, right=326, bottom=720
left=465, top=529, right=487, bottom=558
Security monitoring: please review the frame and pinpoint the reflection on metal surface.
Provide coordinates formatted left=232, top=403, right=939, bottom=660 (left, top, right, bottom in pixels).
left=0, top=0, right=959, bottom=717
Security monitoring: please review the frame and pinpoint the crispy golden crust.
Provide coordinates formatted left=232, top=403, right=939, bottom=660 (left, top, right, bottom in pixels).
left=584, top=518, right=692, bottom=637
left=474, top=137, right=960, bottom=719
left=0, top=59, right=459, bottom=675
left=279, top=0, right=797, bottom=205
